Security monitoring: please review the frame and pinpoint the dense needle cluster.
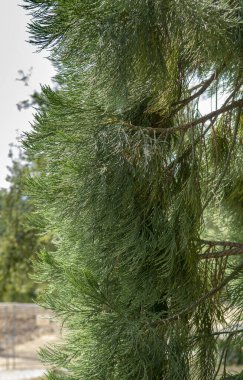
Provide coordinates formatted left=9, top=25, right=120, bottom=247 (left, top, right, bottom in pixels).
left=23, top=1, right=243, bottom=379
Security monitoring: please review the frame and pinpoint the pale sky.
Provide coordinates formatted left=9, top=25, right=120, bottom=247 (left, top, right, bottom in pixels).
left=0, top=1, right=55, bottom=188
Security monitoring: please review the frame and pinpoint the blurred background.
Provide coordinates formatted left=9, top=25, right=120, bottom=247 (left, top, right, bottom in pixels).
left=0, top=2, right=57, bottom=379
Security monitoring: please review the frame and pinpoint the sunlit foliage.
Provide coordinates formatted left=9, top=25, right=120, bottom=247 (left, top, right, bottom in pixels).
left=23, top=1, right=243, bottom=379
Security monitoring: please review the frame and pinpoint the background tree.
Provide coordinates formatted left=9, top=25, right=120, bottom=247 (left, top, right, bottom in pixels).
left=0, top=148, right=51, bottom=302
left=0, top=70, right=54, bottom=303
left=23, top=1, right=243, bottom=379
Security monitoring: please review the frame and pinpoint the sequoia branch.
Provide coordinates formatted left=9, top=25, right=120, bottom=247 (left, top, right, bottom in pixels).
left=199, top=247, right=243, bottom=260
left=200, top=239, right=243, bottom=248
left=154, top=262, right=243, bottom=325
left=147, top=98, right=243, bottom=135
left=211, top=326, right=243, bottom=337
left=171, top=68, right=222, bottom=115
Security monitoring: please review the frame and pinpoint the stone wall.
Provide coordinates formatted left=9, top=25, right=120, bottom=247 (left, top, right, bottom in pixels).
left=0, top=303, right=56, bottom=351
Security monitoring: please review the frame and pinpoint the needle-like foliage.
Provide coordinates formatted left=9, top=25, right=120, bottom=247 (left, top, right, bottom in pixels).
left=23, top=1, right=243, bottom=379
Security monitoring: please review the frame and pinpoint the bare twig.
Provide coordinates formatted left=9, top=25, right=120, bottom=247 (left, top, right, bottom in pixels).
left=166, top=82, right=242, bottom=170
left=147, top=98, right=243, bottom=135
left=171, top=68, right=222, bottom=115
left=199, top=239, right=243, bottom=259
left=212, top=326, right=243, bottom=337
left=199, top=248, right=243, bottom=260
left=200, top=240, right=243, bottom=248
left=118, top=98, right=243, bottom=135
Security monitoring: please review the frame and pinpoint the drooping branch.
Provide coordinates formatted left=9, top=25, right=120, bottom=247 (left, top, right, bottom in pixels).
left=200, top=239, right=243, bottom=249
left=106, top=85, right=242, bottom=140
left=154, top=262, right=243, bottom=325
left=211, top=326, right=243, bottom=337
left=166, top=82, right=243, bottom=170
left=188, top=80, right=213, bottom=93
left=171, top=68, right=222, bottom=115
left=199, top=247, right=243, bottom=260
left=121, top=97, right=243, bottom=135
left=148, top=98, right=243, bottom=135
left=199, top=239, right=243, bottom=260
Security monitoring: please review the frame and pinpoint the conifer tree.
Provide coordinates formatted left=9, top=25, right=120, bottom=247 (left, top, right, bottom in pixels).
left=23, top=1, right=243, bottom=379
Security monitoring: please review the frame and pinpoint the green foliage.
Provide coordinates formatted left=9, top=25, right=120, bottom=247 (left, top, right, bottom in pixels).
left=23, top=0, right=243, bottom=379
left=0, top=149, right=52, bottom=302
